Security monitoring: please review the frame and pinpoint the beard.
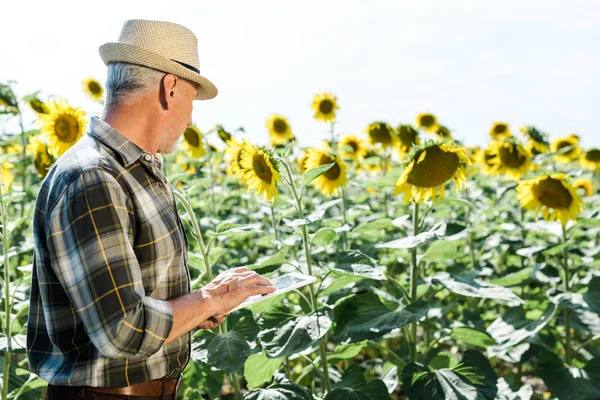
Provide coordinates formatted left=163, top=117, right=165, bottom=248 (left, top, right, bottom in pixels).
left=158, top=118, right=186, bottom=154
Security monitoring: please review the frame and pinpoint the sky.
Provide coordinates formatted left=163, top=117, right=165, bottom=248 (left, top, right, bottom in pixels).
left=1, top=0, right=599, bottom=148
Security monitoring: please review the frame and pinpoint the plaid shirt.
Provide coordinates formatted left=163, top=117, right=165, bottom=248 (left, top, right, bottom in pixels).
left=27, top=116, right=191, bottom=387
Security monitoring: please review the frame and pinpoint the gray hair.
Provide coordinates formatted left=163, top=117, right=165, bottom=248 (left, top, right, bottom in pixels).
left=103, top=62, right=165, bottom=108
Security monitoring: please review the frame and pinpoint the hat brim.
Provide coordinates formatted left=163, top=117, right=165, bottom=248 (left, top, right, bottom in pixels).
left=99, top=42, right=218, bottom=100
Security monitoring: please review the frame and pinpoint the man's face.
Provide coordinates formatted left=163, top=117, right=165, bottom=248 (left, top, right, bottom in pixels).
left=159, top=77, right=200, bottom=154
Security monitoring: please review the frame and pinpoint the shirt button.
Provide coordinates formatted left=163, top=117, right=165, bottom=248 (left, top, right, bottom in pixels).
left=144, top=154, right=152, bottom=162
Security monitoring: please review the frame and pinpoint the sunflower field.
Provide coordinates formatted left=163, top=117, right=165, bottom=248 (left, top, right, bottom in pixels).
left=1, top=79, right=600, bottom=400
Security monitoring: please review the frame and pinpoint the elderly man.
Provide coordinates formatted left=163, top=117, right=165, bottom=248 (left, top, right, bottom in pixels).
left=26, top=19, right=276, bottom=400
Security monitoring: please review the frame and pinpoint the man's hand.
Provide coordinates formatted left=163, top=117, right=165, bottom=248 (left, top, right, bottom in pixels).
left=197, top=315, right=226, bottom=329
left=201, top=267, right=276, bottom=320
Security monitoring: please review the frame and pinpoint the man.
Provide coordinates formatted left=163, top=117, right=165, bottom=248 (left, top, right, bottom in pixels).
left=26, top=19, right=276, bottom=400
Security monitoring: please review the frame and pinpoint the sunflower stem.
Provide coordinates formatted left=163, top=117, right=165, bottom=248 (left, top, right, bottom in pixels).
left=173, top=191, right=213, bottom=281
left=203, top=135, right=217, bottom=216
left=382, top=151, right=390, bottom=218
left=270, top=205, right=279, bottom=245
left=466, top=207, right=476, bottom=270
left=561, top=224, right=572, bottom=366
left=409, top=201, right=420, bottom=363
left=281, top=160, right=332, bottom=394
left=1, top=166, right=12, bottom=400
left=18, top=110, right=26, bottom=218
left=340, top=187, right=349, bottom=250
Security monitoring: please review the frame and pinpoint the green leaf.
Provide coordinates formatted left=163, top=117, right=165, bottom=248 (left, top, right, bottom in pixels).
left=258, top=309, right=332, bottom=358
left=426, top=272, right=525, bottom=305
left=0, top=334, right=27, bottom=353
left=209, top=223, right=262, bottom=238
left=420, top=241, right=457, bottom=263
left=402, top=351, right=498, bottom=400
left=490, top=267, right=533, bottom=287
left=332, top=292, right=430, bottom=343
left=283, top=209, right=326, bottom=227
left=186, top=177, right=211, bottom=196
left=331, top=250, right=386, bottom=281
left=362, top=168, right=403, bottom=189
left=487, top=304, right=557, bottom=351
left=375, top=222, right=447, bottom=249
left=328, top=365, right=390, bottom=400
left=538, top=352, right=600, bottom=400
left=450, top=327, right=497, bottom=348
left=244, top=380, right=314, bottom=400
left=208, top=247, right=225, bottom=266
left=311, top=227, right=337, bottom=247
left=206, top=331, right=252, bottom=373
left=320, top=275, right=363, bottom=296
left=244, top=351, right=284, bottom=389
left=354, top=218, right=395, bottom=232
left=247, top=247, right=289, bottom=274
left=495, top=377, right=533, bottom=400
left=435, top=196, right=475, bottom=209
left=232, top=316, right=260, bottom=342
left=328, top=340, right=369, bottom=363
left=302, top=163, right=335, bottom=186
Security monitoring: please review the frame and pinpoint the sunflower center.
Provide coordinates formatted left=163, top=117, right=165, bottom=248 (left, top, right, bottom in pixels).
left=533, top=178, right=573, bottom=210
left=273, top=119, right=288, bottom=134
left=398, top=126, right=418, bottom=146
left=407, top=146, right=459, bottom=188
left=319, top=100, right=333, bottom=114
left=419, top=115, right=435, bottom=127
left=369, top=125, right=392, bottom=144
left=320, top=154, right=341, bottom=180
left=54, top=115, right=79, bottom=142
left=88, top=81, right=102, bottom=95
left=184, top=128, right=200, bottom=147
left=252, top=153, right=273, bottom=183
left=586, top=149, right=600, bottom=162
left=498, top=145, right=526, bottom=168
left=493, top=124, right=507, bottom=134
left=484, top=151, right=495, bottom=167
left=347, top=141, right=358, bottom=152
left=557, top=140, right=575, bottom=155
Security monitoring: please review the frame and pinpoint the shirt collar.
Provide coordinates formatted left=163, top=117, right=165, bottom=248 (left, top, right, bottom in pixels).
left=87, top=116, right=159, bottom=168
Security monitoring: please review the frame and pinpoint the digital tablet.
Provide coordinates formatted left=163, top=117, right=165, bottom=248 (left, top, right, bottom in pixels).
left=219, top=272, right=317, bottom=315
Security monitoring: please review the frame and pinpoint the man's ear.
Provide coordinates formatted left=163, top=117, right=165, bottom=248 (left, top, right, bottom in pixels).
left=160, top=74, right=178, bottom=110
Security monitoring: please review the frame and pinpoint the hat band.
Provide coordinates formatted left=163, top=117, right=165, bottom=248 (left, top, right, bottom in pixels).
left=170, top=59, right=200, bottom=74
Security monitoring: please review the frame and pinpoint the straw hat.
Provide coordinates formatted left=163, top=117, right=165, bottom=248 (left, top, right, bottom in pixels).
left=99, top=19, right=218, bottom=100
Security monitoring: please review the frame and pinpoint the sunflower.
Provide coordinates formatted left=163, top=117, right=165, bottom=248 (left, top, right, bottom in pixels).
left=551, top=136, right=581, bottom=163
left=239, top=141, right=281, bottom=201
left=175, top=153, right=196, bottom=174
left=489, top=122, right=511, bottom=140
left=82, top=77, right=104, bottom=102
left=516, top=173, right=583, bottom=226
left=434, top=125, right=452, bottom=140
left=360, top=149, right=381, bottom=173
left=338, top=134, right=367, bottom=161
left=415, top=113, right=438, bottom=132
left=580, top=148, right=600, bottom=171
left=26, top=136, right=54, bottom=177
left=181, top=126, right=205, bottom=158
left=21, top=93, right=49, bottom=115
left=396, top=125, right=421, bottom=154
left=0, top=162, right=14, bottom=193
left=365, top=122, right=397, bottom=149
left=476, top=146, right=497, bottom=176
left=304, top=149, right=348, bottom=196
left=520, top=126, right=549, bottom=154
left=311, top=92, right=339, bottom=123
left=266, top=114, right=294, bottom=146
left=394, top=141, right=471, bottom=203
left=487, top=139, right=532, bottom=179
left=38, top=98, right=87, bottom=158
left=573, top=178, right=594, bottom=196
left=225, top=138, right=244, bottom=178
left=215, top=125, right=232, bottom=144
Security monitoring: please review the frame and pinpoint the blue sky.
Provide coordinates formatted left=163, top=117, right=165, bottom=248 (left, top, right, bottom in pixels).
left=1, top=0, right=599, bottom=148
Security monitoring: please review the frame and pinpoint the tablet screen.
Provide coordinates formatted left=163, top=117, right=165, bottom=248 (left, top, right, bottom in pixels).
left=272, top=274, right=306, bottom=290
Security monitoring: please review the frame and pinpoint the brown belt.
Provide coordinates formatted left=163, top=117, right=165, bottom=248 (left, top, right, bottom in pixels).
left=85, top=375, right=182, bottom=397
